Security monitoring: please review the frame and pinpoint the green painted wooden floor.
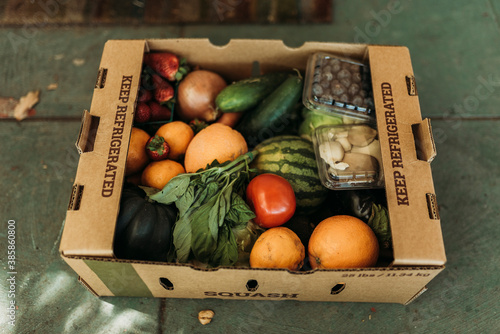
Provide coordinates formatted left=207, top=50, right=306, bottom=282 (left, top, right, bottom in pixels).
left=1, top=1, right=499, bottom=333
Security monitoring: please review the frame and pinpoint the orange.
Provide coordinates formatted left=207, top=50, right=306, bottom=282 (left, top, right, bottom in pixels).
left=308, top=215, right=379, bottom=269
left=184, top=123, right=248, bottom=173
left=155, top=121, right=194, bottom=161
left=141, top=159, right=185, bottom=190
left=250, top=227, right=305, bottom=271
left=126, top=127, right=150, bottom=176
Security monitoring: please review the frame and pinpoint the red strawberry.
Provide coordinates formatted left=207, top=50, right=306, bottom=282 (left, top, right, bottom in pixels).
left=138, top=87, right=152, bottom=102
left=149, top=101, right=172, bottom=122
left=151, top=74, right=174, bottom=104
left=134, top=102, right=151, bottom=123
left=146, top=135, right=170, bottom=161
left=189, top=119, right=209, bottom=134
left=144, top=53, right=189, bottom=82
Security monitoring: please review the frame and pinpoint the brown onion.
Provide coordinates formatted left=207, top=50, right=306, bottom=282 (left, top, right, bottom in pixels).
left=177, top=70, right=227, bottom=122
left=216, top=111, right=244, bottom=128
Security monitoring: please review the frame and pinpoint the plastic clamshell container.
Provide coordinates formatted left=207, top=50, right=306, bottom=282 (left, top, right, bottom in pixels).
left=303, top=52, right=375, bottom=122
left=312, top=124, right=384, bottom=189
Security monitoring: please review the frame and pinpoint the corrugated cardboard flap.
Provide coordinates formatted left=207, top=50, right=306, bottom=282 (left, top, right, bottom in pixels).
left=78, top=277, right=100, bottom=297
left=60, top=40, right=146, bottom=257
left=368, top=45, right=446, bottom=266
left=146, top=38, right=368, bottom=80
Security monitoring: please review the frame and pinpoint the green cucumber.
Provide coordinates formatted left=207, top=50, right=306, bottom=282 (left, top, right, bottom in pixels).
left=236, top=74, right=303, bottom=148
left=215, top=72, right=289, bottom=113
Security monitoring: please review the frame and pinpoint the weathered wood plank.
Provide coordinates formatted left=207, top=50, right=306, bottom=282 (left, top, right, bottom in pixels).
left=0, top=0, right=332, bottom=25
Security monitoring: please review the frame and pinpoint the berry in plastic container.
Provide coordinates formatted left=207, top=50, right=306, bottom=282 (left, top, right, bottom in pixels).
left=303, top=52, right=375, bottom=122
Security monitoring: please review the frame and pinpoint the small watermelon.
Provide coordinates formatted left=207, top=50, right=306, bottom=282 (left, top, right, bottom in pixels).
left=251, top=135, right=328, bottom=214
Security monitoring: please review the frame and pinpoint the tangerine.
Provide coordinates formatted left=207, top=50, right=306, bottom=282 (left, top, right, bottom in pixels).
left=125, top=127, right=150, bottom=176
left=249, top=227, right=305, bottom=271
left=155, top=121, right=194, bottom=160
left=308, top=215, right=379, bottom=269
left=141, top=159, right=185, bottom=190
left=184, top=123, right=248, bottom=173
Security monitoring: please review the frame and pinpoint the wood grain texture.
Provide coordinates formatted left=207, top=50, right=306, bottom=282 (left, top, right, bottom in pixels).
left=0, top=0, right=333, bottom=25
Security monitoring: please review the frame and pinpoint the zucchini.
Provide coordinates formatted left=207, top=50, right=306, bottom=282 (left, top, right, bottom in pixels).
left=215, top=72, right=289, bottom=113
left=236, top=74, right=303, bottom=147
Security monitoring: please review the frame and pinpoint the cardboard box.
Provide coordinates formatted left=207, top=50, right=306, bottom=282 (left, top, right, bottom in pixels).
left=60, top=39, right=446, bottom=304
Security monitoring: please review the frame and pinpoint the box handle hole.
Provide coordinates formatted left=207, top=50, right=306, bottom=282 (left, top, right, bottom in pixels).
left=426, top=193, right=440, bottom=220
left=159, top=277, right=174, bottom=291
left=76, top=110, right=100, bottom=154
left=246, top=279, right=259, bottom=292
left=411, top=119, right=436, bottom=163
left=68, top=184, right=84, bottom=211
left=405, top=75, right=417, bottom=96
left=331, top=283, right=346, bottom=295
left=95, top=68, right=108, bottom=89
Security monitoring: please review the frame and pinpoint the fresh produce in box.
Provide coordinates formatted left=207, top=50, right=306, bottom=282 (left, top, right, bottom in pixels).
left=215, top=111, right=244, bottom=128
left=114, top=184, right=177, bottom=261
left=298, top=107, right=343, bottom=141
left=236, top=73, right=303, bottom=147
left=125, top=127, right=150, bottom=176
left=232, top=220, right=265, bottom=267
left=313, top=124, right=383, bottom=189
left=251, top=135, right=328, bottom=214
left=303, top=52, right=375, bottom=122
left=215, top=72, right=290, bottom=113
left=145, top=135, right=170, bottom=161
left=134, top=102, right=152, bottom=123
left=133, top=52, right=189, bottom=127
left=149, top=150, right=258, bottom=267
left=117, top=51, right=391, bottom=271
left=177, top=70, right=227, bottom=122
left=151, top=73, right=175, bottom=105
left=141, top=159, right=185, bottom=190
left=184, top=123, right=248, bottom=173
left=367, top=203, right=391, bottom=252
left=138, top=87, right=152, bottom=102
left=308, top=215, right=379, bottom=269
left=148, top=101, right=171, bottom=122
left=249, top=227, right=305, bottom=270
left=245, top=174, right=296, bottom=228
left=328, top=189, right=391, bottom=249
left=155, top=121, right=194, bottom=161
left=189, top=119, right=209, bottom=134
left=143, top=52, right=189, bottom=82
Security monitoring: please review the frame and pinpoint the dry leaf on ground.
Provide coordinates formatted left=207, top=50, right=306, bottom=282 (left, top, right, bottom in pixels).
left=198, top=310, right=215, bottom=325
left=14, top=90, right=40, bottom=121
left=0, top=97, right=19, bottom=118
left=47, top=83, right=58, bottom=90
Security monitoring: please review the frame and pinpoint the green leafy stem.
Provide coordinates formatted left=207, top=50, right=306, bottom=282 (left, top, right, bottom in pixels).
left=149, top=150, right=258, bottom=267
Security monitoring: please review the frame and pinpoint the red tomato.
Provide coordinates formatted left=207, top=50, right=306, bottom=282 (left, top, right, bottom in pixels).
left=246, top=174, right=296, bottom=228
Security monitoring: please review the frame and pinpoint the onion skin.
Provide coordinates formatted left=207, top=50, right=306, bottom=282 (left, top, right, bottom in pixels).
left=216, top=111, right=244, bottom=128
left=177, top=70, right=227, bottom=122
